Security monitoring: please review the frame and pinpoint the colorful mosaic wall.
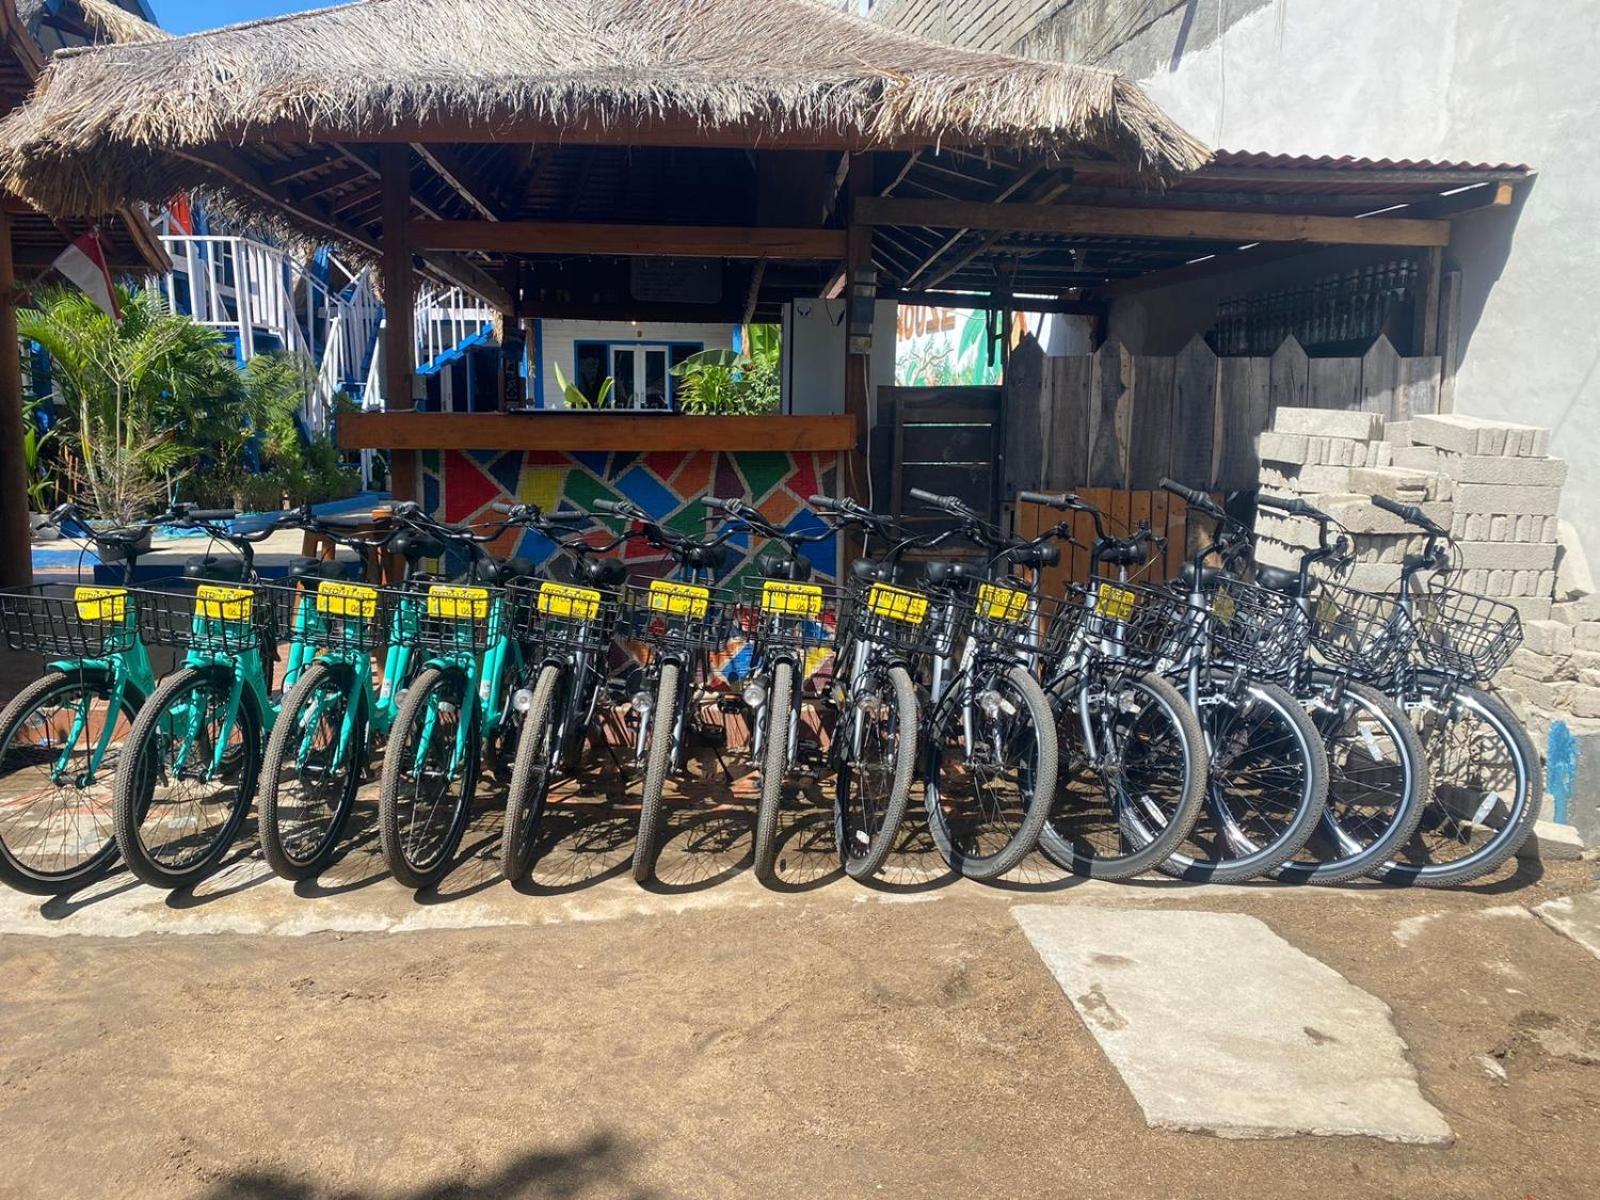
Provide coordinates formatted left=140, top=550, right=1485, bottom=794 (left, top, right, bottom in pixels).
left=421, top=448, right=842, bottom=684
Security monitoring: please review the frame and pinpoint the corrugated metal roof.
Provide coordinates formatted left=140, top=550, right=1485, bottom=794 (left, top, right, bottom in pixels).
left=1208, top=150, right=1532, bottom=175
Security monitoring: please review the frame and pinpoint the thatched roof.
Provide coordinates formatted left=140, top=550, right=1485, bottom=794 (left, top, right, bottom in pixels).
left=0, top=0, right=1209, bottom=219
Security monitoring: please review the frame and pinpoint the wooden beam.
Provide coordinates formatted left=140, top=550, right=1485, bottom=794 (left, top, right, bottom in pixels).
left=413, top=143, right=502, bottom=221
left=338, top=412, right=856, bottom=453
left=884, top=289, right=1103, bottom=316
left=408, top=221, right=848, bottom=260
left=0, top=208, right=28, bottom=587
left=1418, top=179, right=1516, bottom=218
left=855, top=196, right=1452, bottom=248
left=1089, top=244, right=1332, bottom=300
left=922, top=177, right=1072, bottom=290
left=264, top=149, right=345, bottom=187
left=380, top=145, right=418, bottom=503
left=520, top=297, right=743, bottom=323
left=900, top=161, right=1054, bottom=288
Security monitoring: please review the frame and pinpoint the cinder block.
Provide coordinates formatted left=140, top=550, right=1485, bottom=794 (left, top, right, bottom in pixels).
left=1513, top=677, right=1576, bottom=711
left=1338, top=562, right=1404, bottom=591
left=1369, top=442, right=1393, bottom=467
left=1272, top=407, right=1383, bottom=441
left=1323, top=497, right=1453, bottom=535
left=1258, top=431, right=1309, bottom=464
left=1502, top=596, right=1554, bottom=621
left=1516, top=820, right=1585, bottom=862
left=1553, top=597, right=1600, bottom=626
left=1524, top=620, right=1576, bottom=658
left=1434, top=453, right=1569, bottom=487
left=1349, top=466, right=1436, bottom=502
left=1385, top=420, right=1415, bottom=447
left=1261, top=463, right=1355, bottom=495
left=1391, top=445, right=1441, bottom=473
left=1575, top=623, right=1600, bottom=653
left=1569, top=686, right=1600, bottom=721
left=1411, top=413, right=1549, bottom=457
left=1509, top=648, right=1572, bottom=683
left=1453, top=483, right=1563, bottom=516
left=1452, top=541, right=1559, bottom=571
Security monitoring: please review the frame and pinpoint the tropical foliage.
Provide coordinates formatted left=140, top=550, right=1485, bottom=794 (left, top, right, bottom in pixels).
left=671, top=324, right=780, bottom=415
left=552, top=360, right=614, bottom=409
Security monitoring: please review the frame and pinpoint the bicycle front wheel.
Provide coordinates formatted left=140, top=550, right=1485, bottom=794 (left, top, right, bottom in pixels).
left=1279, top=678, right=1428, bottom=885
left=378, top=666, right=479, bottom=889
left=0, top=669, right=138, bottom=894
left=1038, top=670, right=1206, bottom=880
left=631, top=660, right=679, bottom=884
left=1380, top=685, right=1539, bottom=888
left=834, top=662, right=917, bottom=880
left=258, top=660, right=367, bottom=881
left=1159, top=674, right=1327, bottom=884
left=501, top=662, right=562, bottom=883
left=112, top=665, right=260, bottom=890
left=925, top=664, right=1057, bottom=881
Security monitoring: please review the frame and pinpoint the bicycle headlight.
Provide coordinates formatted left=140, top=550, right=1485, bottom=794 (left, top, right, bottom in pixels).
left=512, top=688, right=534, bottom=714
left=742, top=681, right=766, bottom=709
left=630, top=690, right=654, bottom=715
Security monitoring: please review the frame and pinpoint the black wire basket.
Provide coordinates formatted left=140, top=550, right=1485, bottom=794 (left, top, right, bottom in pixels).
left=840, top=577, right=966, bottom=661
left=1306, top=581, right=1413, bottom=680
left=1207, top=577, right=1311, bottom=676
left=1407, top=587, right=1522, bottom=682
left=737, top=578, right=842, bottom=657
left=1042, top=581, right=1205, bottom=671
left=616, top=575, right=737, bottom=655
left=0, top=584, right=141, bottom=657
left=134, top=582, right=277, bottom=655
left=262, top=579, right=406, bottom=656
left=506, top=578, right=621, bottom=655
left=398, top=583, right=507, bottom=655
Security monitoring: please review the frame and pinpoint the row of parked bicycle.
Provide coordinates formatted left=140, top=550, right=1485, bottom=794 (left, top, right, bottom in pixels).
left=0, top=478, right=1537, bottom=897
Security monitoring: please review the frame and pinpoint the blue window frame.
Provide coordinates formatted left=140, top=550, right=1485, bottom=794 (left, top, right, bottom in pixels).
left=572, top=340, right=705, bottom=410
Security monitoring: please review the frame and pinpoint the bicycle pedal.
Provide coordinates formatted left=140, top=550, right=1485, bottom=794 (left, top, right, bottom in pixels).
left=716, top=697, right=745, bottom=714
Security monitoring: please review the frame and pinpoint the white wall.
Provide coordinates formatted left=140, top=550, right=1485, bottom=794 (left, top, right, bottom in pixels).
left=1111, top=0, right=1600, bottom=558
left=533, top=319, right=737, bottom=408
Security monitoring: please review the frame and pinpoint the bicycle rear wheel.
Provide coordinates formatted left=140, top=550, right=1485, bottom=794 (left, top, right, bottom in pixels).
left=501, top=662, right=562, bottom=882
left=752, top=659, right=796, bottom=884
left=378, top=665, right=479, bottom=889
left=1158, top=674, right=1327, bottom=884
left=0, top=670, right=138, bottom=894
left=1279, top=678, right=1428, bottom=885
left=925, top=664, right=1056, bottom=880
left=1380, top=685, right=1538, bottom=887
left=834, top=662, right=917, bottom=880
left=112, top=665, right=260, bottom=890
left=1037, top=670, right=1206, bottom=880
left=258, top=660, right=367, bottom=881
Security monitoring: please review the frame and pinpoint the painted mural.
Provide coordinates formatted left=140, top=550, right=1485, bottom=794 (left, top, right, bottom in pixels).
left=424, top=447, right=841, bottom=685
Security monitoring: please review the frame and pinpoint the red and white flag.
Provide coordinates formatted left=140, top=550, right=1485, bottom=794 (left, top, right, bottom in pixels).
left=51, top=230, right=121, bottom=320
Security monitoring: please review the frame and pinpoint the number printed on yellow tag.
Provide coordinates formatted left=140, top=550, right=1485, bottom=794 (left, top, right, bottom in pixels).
left=866, top=583, right=927, bottom=626
left=976, top=583, right=1030, bottom=624
left=316, top=581, right=379, bottom=619
left=647, top=579, right=710, bottom=618
left=426, top=585, right=490, bottom=621
left=1210, top=588, right=1238, bottom=624
left=1095, top=585, right=1137, bottom=622
left=761, top=581, right=823, bottom=617
left=539, top=581, right=602, bottom=621
left=74, top=586, right=128, bottom=622
left=195, top=585, right=254, bottom=623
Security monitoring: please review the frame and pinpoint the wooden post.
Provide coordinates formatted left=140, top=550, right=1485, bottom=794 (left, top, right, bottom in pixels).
left=842, top=211, right=872, bottom=502
left=0, top=210, right=29, bottom=588
left=380, top=145, right=418, bottom=505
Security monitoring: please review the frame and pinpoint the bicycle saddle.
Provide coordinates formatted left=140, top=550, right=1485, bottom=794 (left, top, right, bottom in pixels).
left=922, top=559, right=979, bottom=587
left=579, top=556, right=627, bottom=587
left=850, top=557, right=893, bottom=583
left=1253, top=564, right=1309, bottom=597
left=681, top=542, right=729, bottom=571
left=758, top=551, right=813, bottom=583
left=1008, top=542, right=1061, bottom=569
left=1096, top=539, right=1151, bottom=568
left=1179, top=563, right=1232, bottom=592
left=474, top=556, right=535, bottom=585
left=183, top=554, right=249, bottom=583
left=389, top=529, right=446, bottom=561
left=286, top=557, right=348, bottom=582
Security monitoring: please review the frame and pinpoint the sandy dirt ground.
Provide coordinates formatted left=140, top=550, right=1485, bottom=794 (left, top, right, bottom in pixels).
left=2, top=776, right=1599, bottom=1200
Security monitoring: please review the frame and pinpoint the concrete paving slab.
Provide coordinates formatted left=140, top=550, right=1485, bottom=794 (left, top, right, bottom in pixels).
left=1012, top=905, right=1453, bottom=1144
left=1532, top=890, right=1600, bottom=960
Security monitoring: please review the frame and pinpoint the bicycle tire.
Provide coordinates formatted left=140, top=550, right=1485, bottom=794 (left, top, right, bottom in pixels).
left=834, top=662, right=917, bottom=880
left=112, top=665, right=260, bottom=890
left=1279, top=678, right=1429, bottom=885
left=0, top=669, right=138, bottom=894
left=924, top=664, right=1057, bottom=880
left=1380, top=685, right=1539, bottom=888
left=258, top=660, right=366, bottom=881
left=1159, top=674, right=1328, bottom=884
left=631, top=660, right=679, bottom=884
left=378, top=665, right=479, bottom=889
left=500, top=662, right=562, bottom=883
left=752, top=659, right=795, bottom=884
left=1037, top=670, right=1206, bottom=880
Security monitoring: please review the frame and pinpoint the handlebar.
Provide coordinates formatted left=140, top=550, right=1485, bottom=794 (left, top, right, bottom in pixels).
left=908, top=487, right=980, bottom=521
left=1255, top=494, right=1326, bottom=520
left=1158, top=477, right=1224, bottom=519
left=1018, top=491, right=1077, bottom=510
left=1371, top=494, right=1445, bottom=535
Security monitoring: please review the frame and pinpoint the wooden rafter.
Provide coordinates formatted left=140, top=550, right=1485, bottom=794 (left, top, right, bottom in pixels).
left=412, top=143, right=502, bottom=221
left=408, top=220, right=846, bottom=260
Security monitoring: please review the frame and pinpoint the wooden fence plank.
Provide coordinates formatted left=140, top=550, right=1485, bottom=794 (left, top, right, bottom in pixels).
left=1216, top=356, right=1271, bottom=489
left=1087, top=340, right=1133, bottom=487
left=1169, top=336, right=1219, bottom=488
left=1398, top=355, right=1442, bottom=418
left=1308, top=356, right=1364, bottom=410
left=1128, top=354, right=1174, bottom=488
left=1047, top=354, right=1092, bottom=489
left=1360, top=335, right=1402, bottom=418
left=1268, top=336, right=1309, bottom=413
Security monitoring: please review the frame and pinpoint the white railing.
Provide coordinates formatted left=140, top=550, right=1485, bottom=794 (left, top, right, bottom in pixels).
left=415, top=285, right=498, bottom=378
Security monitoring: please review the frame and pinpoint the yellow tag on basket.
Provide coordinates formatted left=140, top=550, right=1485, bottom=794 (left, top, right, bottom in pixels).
left=426, top=585, right=490, bottom=621
left=194, top=585, right=254, bottom=623
left=538, top=581, right=602, bottom=621
left=73, top=586, right=128, bottom=622
left=1210, top=588, right=1238, bottom=624
left=1095, top=585, right=1137, bottom=622
left=761, top=580, right=824, bottom=617
left=647, top=579, right=710, bottom=618
left=866, top=582, right=928, bottom=626
left=976, top=582, right=1030, bottom=624
left=315, top=580, right=379, bottom=619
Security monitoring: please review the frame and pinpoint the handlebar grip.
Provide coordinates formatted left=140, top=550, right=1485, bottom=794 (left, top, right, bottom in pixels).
left=704, top=496, right=739, bottom=512
left=189, top=509, right=237, bottom=523
left=1256, top=493, right=1312, bottom=517
left=1157, top=477, right=1210, bottom=508
left=807, top=494, right=844, bottom=511
left=490, top=502, right=517, bottom=516
left=543, top=511, right=590, bottom=525
left=907, top=487, right=944, bottom=506
left=1018, top=491, right=1075, bottom=510
left=592, top=499, right=626, bottom=514
left=1370, top=494, right=1429, bottom=527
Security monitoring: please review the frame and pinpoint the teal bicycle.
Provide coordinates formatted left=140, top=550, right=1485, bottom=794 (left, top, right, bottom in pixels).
left=374, top=502, right=535, bottom=889
left=0, top=503, right=180, bottom=894
left=110, top=508, right=304, bottom=889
